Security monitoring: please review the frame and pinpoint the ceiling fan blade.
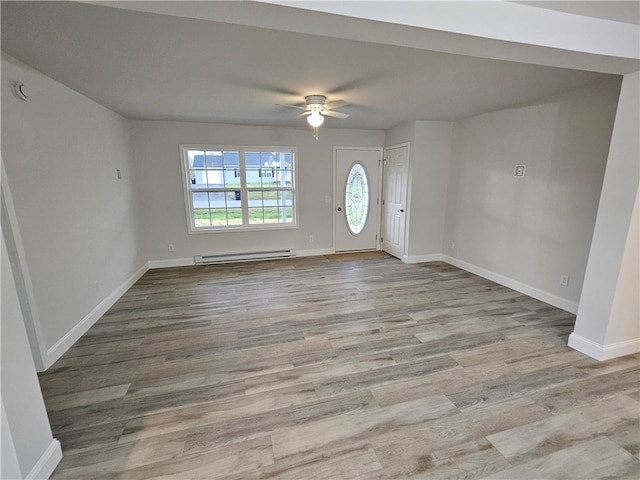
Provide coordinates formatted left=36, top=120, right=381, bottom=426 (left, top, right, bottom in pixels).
left=295, top=111, right=311, bottom=118
left=324, top=110, right=350, bottom=119
left=325, top=100, right=348, bottom=110
left=276, top=103, right=306, bottom=110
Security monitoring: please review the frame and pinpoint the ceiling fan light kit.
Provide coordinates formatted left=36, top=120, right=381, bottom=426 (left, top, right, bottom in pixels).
left=305, top=95, right=327, bottom=140
left=307, top=110, right=324, bottom=141
left=281, top=94, right=350, bottom=140
left=307, top=110, right=324, bottom=127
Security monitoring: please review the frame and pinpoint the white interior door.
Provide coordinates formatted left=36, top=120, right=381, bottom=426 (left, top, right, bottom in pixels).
left=382, top=144, right=409, bottom=259
left=334, top=148, right=381, bottom=252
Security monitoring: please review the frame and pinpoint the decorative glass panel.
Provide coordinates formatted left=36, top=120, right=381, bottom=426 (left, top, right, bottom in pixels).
left=345, top=163, right=369, bottom=235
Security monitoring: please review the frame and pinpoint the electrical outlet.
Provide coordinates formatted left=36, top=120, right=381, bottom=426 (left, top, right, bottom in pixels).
left=560, top=274, right=570, bottom=287
left=514, top=165, right=526, bottom=177
left=309, top=235, right=314, bottom=243
left=450, top=241, right=455, bottom=251
left=168, top=244, right=175, bottom=252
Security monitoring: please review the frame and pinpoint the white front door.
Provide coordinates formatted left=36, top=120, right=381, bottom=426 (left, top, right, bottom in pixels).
left=381, top=144, right=409, bottom=259
left=334, top=148, right=381, bottom=252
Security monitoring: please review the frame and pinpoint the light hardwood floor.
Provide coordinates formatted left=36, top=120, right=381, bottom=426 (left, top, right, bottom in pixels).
left=40, top=252, right=639, bottom=479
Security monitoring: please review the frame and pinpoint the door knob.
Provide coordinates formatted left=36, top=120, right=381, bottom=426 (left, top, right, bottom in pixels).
left=337, top=207, right=342, bottom=211
left=400, top=209, right=404, bottom=212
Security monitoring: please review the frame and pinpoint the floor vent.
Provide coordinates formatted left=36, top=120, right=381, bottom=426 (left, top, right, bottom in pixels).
left=194, top=249, right=296, bottom=265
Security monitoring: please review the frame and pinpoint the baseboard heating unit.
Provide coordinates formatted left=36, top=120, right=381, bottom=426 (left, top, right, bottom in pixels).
left=194, top=249, right=296, bottom=265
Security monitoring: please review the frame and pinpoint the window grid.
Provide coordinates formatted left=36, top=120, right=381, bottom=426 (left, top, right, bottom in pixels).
left=182, top=146, right=296, bottom=232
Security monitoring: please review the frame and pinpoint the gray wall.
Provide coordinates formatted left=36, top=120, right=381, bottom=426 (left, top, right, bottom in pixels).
left=443, top=78, right=621, bottom=310
left=385, top=120, right=452, bottom=262
left=407, top=121, right=452, bottom=259
left=1, top=53, right=147, bottom=367
left=130, top=120, right=385, bottom=264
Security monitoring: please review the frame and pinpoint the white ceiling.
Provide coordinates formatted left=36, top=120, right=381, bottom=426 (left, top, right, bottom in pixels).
left=514, top=1, right=640, bottom=24
left=1, top=1, right=635, bottom=130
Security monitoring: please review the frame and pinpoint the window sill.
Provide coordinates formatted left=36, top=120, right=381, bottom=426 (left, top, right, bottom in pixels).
left=187, top=224, right=299, bottom=235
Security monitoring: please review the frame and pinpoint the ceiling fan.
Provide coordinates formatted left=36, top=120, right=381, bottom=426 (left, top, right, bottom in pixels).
left=280, top=95, right=350, bottom=140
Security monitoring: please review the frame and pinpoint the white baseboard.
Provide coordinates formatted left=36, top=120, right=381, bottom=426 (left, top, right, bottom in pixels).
left=148, top=257, right=195, bottom=269
left=45, top=263, right=149, bottom=369
left=568, top=333, right=640, bottom=361
left=402, top=253, right=443, bottom=264
left=441, top=255, right=578, bottom=314
left=297, top=248, right=334, bottom=257
left=25, top=438, right=62, bottom=480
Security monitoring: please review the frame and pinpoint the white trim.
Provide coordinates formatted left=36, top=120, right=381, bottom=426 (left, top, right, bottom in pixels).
left=296, top=248, right=334, bottom=257
left=1, top=401, right=21, bottom=480
left=441, top=254, right=578, bottom=314
left=25, top=438, right=62, bottom=480
left=568, top=333, right=605, bottom=360
left=600, top=339, right=640, bottom=359
left=402, top=253, right=443, bottom=264
left=185, top=224, right=300, bottom=235
left=1, top=161, right=48, bottom=371
left=45, top=263, right=149, bottom=368
left=179, top=145, right=298, bottom=234
left=382, top=142, right=410, bottom=260
left=148, top=257, right=195, bottom=269
left=333, top=146, right=384, bottom=254
left=568, top=333, right=640, bottom=361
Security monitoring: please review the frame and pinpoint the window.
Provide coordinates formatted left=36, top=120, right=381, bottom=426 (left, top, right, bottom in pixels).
left=181, top=146, right=296, bottom=232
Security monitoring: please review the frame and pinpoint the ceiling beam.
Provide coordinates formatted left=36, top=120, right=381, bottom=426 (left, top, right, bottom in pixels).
left=85, top=1, right=639, bottom=74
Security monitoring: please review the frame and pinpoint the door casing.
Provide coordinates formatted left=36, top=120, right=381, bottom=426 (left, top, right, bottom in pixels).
left=333, top=147, right=383, bottom=253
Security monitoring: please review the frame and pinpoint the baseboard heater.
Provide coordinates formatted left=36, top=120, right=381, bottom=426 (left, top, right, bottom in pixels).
left=194, top=249, right=296, bottom=265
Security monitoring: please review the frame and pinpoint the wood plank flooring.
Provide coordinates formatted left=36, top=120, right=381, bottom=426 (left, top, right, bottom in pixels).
left=39, top=252, right=640, bottom=479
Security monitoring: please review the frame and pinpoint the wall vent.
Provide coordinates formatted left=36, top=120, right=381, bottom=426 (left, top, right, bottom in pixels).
left=194, top=249, right=296, bottom=265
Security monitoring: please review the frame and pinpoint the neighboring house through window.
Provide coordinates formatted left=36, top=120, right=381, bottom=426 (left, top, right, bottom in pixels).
left=180, top=145, right=296, bottom=232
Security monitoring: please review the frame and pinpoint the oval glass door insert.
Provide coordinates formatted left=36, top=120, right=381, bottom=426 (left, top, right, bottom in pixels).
left=345, top=162, right=370, bottom=235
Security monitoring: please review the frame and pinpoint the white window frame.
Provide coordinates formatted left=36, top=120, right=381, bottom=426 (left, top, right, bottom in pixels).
left=180, top=145, right=298, bottom=233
